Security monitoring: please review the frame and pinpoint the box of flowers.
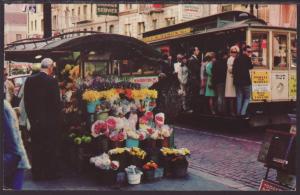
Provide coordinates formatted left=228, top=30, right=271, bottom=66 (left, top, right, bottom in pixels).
left=108, top=147, right=130, bottom=171
left=142, top=161, right=163, bottom=182
left=89, top=153, right=120, bottom=185
left=128, top=147, right=147, bottom=168
left=159, top=147, right=190, bottom=178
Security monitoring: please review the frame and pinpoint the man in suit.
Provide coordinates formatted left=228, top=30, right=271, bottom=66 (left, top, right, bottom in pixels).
left=186, top=47, right=201, bottom=113
left=24, top=58, right=62, bottom=180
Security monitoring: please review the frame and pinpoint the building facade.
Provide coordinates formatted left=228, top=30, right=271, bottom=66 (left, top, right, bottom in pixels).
left=4, top=4, right=28, bottom=45
left=27, top=4, right=296, bottom=39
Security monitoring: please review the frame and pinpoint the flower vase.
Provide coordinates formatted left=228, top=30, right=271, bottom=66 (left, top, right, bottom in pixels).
left=87, top=100, right=100, bottom=113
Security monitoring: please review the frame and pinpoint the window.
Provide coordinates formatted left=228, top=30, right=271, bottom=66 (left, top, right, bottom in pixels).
left=125, top=24, right=131, bottom=36
left=84, top=61, right=108, bottom=77
left=41, top=19, right=44, bottom=32
left=91, top=4, right=93, bottom=19
left=251, top=32, right=268, bottom=68
left=91, top=27, right=93, bottom=31
left=16, top=34, right=22, bottom=41
left=290, top=34, right=297, bottom=68
left=165, top=17, right=175, bottom=26
left=53, top=15, right=57, bottom=30
left=35, top=20, right=37, bottom=30
left=72, top=9, right=75, bottom=17
left=125, top=4, right=133, bottom=10
left=97, top=26, right=101, bottom=32
left=109, top=25, right=114, bottom=33
left=65, top=10, right=69, bottom=27
left=273, top=33, right=288, bottom=69
left=152, top=19, right=157, bottom=30
left=83, top=5, right=87, bottom=20
left=31, top=21, right=33, bottom=31
left=221, top=5, right=232, bottom=12
left=78, top=7, right=81, bottom=20
left=138, top=22, right=145, bottom=34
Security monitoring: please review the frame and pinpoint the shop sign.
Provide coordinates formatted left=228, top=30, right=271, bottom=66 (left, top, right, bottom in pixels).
left=143, top=28, right=192, bottom=43
left=288, top=73, right=296, bottom=99
left=182, top=5, right=203, bottom=21
left=130, top=76, right=158, bottom=88
left=251, top=71, right=271, bottom=101
left=97, top=4, right=118, bottom=16
left=259, top=179, right=291, bottom=191
left=271, top=72, right=289, bottom=100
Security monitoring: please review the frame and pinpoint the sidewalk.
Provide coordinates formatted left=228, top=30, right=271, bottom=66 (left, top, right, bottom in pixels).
left=22, top=168, right=247, bottom=191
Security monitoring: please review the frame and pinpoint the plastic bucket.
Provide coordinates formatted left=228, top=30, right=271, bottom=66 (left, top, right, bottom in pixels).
left=126, top=138, right=139, bottom=148
left=87, top=100, right=99, bottom=113
left=127, top=172, right=142, bottom=185
left=154, top=167, right=164, bottom=179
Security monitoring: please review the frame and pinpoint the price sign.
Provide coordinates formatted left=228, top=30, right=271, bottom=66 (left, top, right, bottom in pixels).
left=251, top=71, right=271, bottom=101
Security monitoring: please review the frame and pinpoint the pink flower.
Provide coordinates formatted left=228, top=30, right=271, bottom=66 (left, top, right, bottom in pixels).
left=145, top=111, right=154, bottom=120
left=106, top=118, right=116, bottom=130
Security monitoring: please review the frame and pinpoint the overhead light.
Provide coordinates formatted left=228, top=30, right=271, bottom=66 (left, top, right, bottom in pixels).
left=35, top=55, right=42, bottom=59
left=89, top=51, right=96, bottom=55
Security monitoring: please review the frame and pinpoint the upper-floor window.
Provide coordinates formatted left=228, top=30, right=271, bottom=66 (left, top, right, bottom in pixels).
left=138, top=22, right=145, bottom=34
left=97, top=26, right=101, bottom=32
left=34, top=20, right=37, bottom=31
left=16, top=34, right=22, bottom=41
left=221, top=5, right=233, bottom=12
left=165, top=17, right=175, bottom=26
left=152, top=19, right=157, bottom=30
left=78, top=7, right=81, bottom=20
left=83, top=5, right=87, bottom=20
left=109, top=25, right=114, bottom=33
left=125, top=24, right=131, bottom=36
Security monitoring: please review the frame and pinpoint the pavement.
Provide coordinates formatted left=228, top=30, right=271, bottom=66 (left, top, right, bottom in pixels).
left=173, top=126, right=277, bottom=190
left=22, top=168, right=240, bottom=191
left=20, top=125, right=273, bottom=191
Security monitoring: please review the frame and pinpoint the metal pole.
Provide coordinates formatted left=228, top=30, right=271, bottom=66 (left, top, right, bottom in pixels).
left=43, top=3, right=52, bottom=38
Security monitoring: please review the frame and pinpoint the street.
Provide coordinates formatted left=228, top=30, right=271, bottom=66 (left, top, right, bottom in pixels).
left=21, top=122, right=275, bottom=191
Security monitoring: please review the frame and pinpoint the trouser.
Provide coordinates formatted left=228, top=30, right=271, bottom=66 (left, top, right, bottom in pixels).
left=179, top=83, right=187, bottom=111
left=187, top=79, right=200, bottom=111
left=30, top=127, right=60, bottom=179
left=4, top=168, right=25, bottom=190
left=236, top=85, right=251, bottom=116
left=216, top=83, right=226, bottom=114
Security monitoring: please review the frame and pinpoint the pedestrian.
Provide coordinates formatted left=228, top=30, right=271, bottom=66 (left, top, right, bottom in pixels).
left=205, top=52, right=217, bottom=115
left=174, top=54, right=183, bottom=74
left=24, top=58, right=62, bottom=181
left=200, top=55, right=209, bottom=96
left=18, top=63, right=41, bottom=152
left=161, top=54, right=173, bottom=76
left=232, top=45, right=255, bottom=118
left=177, top=55, right=189, bottom=111
left=4, top=67, right=15, bottom=104
left=212, top=51, right=228, bottom=115
left=186, top=46, right=201, bottom=113
left=225, top=46, right=240, bottom=116
left=3, top=99, right=31, bottom=190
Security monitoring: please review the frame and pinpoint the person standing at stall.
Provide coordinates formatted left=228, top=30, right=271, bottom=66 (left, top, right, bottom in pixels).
left=24, top=58, right=62, bottom=180
left=225, top=46, right=240, bottom=116
left=232, top=45, right=254, bottom=118
left=212, top=51, right=228, bottom=115
left=205, top=52, right=217, bottom=115
left=187, top=47, right=201, bottom=113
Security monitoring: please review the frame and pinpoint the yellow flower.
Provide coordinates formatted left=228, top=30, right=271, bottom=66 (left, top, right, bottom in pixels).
left=82, top=90, right=99, bottom=102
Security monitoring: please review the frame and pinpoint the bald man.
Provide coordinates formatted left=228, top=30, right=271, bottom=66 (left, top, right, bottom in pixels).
left=24, top=58, right=62, bottom=181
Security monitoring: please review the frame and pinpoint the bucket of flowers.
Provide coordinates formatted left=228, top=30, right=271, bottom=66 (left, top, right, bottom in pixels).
left=128, top=147, right=147, bottom=168
left=107, top=117, right=127, bottom=149
left=160, top=147, right=190, bottom=178
left=142, top=161, right=162, bottom=182
left=91, top=120, right=110, bottom=153
left=82, top=90, right=100, bottom=113
left=90, top=153, right=120, bottom=185
left=108, top=147, right=130, bottom=171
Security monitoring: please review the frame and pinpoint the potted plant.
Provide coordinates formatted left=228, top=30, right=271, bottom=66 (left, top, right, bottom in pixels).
left=142, top=161, right=159, bottom=182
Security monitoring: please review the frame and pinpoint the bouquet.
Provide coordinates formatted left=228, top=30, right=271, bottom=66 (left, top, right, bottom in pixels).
left=160, top=147, right=190, bottom=156
left=90, top=153, right=119, bottom=170
left=91, top=120, right=109, bottom=138
left=109, top=130, right=127, bottom=142
left=143, top=161, right=158, bottom=170
left=82, top=90, right=99, bottom=102
left=128, top=147, right=146, bottom=160
left=108, top=147, right=129, bottom=155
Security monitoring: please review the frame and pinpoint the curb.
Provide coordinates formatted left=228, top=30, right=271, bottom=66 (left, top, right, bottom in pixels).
left=188, top=167, right=257, bottom=191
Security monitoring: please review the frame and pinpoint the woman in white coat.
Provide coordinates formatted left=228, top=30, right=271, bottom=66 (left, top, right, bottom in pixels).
left=225, top=46, right=240, bottom=116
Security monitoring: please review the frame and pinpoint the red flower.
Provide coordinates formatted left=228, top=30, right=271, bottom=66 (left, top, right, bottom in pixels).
left=125, top=89, right=133, bottom=99
left=106, top=118, right=116, bottom=129
left=147, top=128, right=154, bottom=134
left=139, top=134, right=145, bottom=141
left=145, top=111, right=154, bottom=120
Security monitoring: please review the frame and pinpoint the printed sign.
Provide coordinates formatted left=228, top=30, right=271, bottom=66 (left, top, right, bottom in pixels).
left=181, top=5, right=203, bottom=21
left=259, top=179, right=292, bottom=191
left=251, top=71, right=271, bottom=101
left=97, top=4, right=118, bottom=16
left=143, top=28, right=192, bottom=43
left=271, top=72, right=289, bottom=100
left=130, top=76, right=158, bottom=88
left=289, top=73, right=296, bottom=99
